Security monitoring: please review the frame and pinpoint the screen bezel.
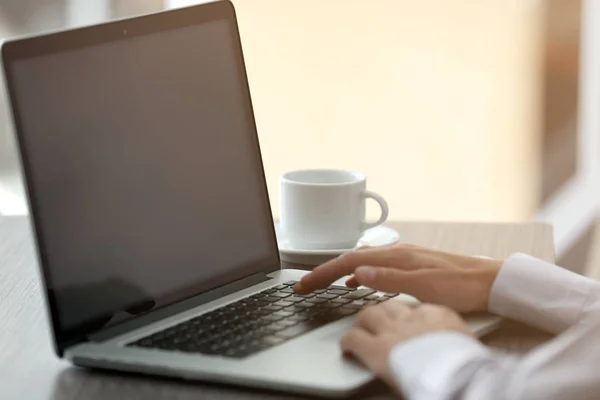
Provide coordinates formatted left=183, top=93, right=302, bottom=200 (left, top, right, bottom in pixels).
left=1, top=0, right=280, bottom=355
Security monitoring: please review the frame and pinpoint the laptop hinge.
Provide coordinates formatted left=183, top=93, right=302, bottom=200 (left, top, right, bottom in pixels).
left=86, top=271, right=271, bottom=343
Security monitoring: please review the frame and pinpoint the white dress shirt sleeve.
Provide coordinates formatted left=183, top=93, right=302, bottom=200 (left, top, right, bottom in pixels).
left=388, top=253, right=600, bottom=400
left=488, top=253, right=592, bottom=334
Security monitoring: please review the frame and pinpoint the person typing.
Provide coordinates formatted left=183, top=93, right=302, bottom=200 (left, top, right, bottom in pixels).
left=294, top=245, right=600, bottom=399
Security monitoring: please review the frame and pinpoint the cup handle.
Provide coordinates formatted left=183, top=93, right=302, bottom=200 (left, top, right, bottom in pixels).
left=361, top=190, right=389, bottom=231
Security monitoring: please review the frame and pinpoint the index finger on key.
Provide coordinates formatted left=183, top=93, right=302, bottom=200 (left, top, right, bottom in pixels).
left=294, top=248, right=391, bottom=293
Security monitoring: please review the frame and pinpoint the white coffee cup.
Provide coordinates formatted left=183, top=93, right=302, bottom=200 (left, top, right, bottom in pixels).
left=279, top=169, right=389, bottom=250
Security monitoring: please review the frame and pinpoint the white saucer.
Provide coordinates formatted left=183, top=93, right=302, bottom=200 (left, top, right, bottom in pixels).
left=275, top=223, right=400, bottom=265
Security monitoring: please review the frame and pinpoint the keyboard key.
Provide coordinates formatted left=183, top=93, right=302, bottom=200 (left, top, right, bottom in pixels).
left=377, top=297, right=389, bottom=302
left=267, top=322, right=287, bottom=331
left=313, top=311, right=341, bottom=323
left=274, top=300, right=294, bottom=307
left=271, top=292, right=291, bottom=298
left=285, top=296, right=305, bottom=303
left=280, top=319, right=299, bottom=327
left=197, top=341, right=223, bottom=355
left=331, top=298, right=352, bottom=304
left=274, top=284, right=287, bottom=290
left=249, top=319, right=268, bottom=328
left=304, top=306, right=325, bottom=314
left=336, top=307, right=359, bottom=317
left=289, top=314, right=309, bottom=322
left=262, top=314, right=284, bottom=322
left=330, top=285, right=356, bottom=291
left=323, top=302, right=342, bottom=309
left=272, top=311, right=294, bottom=318
left=327, top=289, right=350, bottom=296
left=178, top=341, right=201, bottom=352
left=384, top=293, right=399, bottom=298
left=343, top=289, right=376, bottom=300
left=262, top=296, right=281, bottom=302
left=263, top=305, right=283, bottom=312
left=286, top=305, right=306, bottom=313
left=238, top=342, right=252, bottom=351
left=295, top=302, right=315, bottom=308
left=306, top=298, right=327, bottom=304
left=295, top=293, right=315, bottom=298
left=264, top=288, right=277, bottom=294
left=279, top=287, right=295, bottom=293
left=218, top=338, right=236, bottom=348
left=316, top=293, right=338, bottom=300
left=283, top=281, right=298, bottom=286
left=364, top=295, right=380, bottom=300
left=314, top=289, right=327, bottom=294
left=240, top=327, right=261, bottom=338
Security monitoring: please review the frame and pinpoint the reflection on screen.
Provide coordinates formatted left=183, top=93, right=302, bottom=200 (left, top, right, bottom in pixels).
left=9, top=20, right=276, bottom=331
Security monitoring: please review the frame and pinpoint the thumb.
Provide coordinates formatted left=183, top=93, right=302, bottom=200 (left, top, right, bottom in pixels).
left=354, top=266, right=430, bottom=297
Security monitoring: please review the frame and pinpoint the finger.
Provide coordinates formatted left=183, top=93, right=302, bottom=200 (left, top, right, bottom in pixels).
left=415, top=303, right=453, bottom=318
left=379, top=300, right=413, bottom=319
left=355, top=245, right=373, bottom=251
left=354, top=305, right=392, bottom=334
left=354, top=266, right=434, bottom=300
left=344, top=276, right=360, bottom=288
left=340, top=328, right=380, bottom=371
left=295, top=248, right=400, bottom=293
left=344, top=267, right=404, bottom=292
left=343, top=247, right=372, bottom=288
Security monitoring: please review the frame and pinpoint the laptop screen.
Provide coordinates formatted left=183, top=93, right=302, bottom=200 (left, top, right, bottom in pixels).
left=3, top=2, right=279, bottom=341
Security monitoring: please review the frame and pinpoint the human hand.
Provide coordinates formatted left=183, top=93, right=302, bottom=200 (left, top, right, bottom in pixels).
left=294, top=245, right=503, bottom=313
left=341, top=301, right=473, bottom=389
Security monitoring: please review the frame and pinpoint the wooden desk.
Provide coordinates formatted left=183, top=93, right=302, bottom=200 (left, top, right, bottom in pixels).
left=0, top=217, right=555, bottom=399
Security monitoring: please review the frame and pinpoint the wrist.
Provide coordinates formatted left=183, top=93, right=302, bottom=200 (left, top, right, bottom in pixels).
left=478, top=259, right=503, bottom=311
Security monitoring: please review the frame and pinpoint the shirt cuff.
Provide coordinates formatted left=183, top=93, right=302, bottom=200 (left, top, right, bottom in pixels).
left=389, top=332, right=492, bottom=398
left=489, top=253, right=592, bottom=333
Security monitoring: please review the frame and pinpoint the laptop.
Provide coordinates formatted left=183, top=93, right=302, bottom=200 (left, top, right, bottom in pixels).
left=0, top=1, right=501, bottom=397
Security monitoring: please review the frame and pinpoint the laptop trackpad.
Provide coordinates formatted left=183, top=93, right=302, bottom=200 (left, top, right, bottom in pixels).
left=320, top=321, right=352, bottom=343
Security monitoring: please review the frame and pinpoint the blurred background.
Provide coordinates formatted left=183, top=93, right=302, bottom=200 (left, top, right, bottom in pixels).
left=0, top=0, right=598, bottom=275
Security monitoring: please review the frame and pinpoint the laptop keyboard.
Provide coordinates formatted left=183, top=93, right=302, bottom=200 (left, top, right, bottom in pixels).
left=127, top=281, right=398, bottom=358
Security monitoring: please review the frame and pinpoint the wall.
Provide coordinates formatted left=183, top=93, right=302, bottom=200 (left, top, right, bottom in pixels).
left=228, top=0, right=544, bottom=222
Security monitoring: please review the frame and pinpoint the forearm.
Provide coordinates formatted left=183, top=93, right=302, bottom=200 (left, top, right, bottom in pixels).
left=488, top=253, right=600, bottom=334
left=391, top=309, right=600, bottom=400
left=389, top=333, right=514, bottom=400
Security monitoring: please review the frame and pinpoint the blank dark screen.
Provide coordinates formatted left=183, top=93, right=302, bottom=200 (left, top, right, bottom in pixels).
left=9, top=19, right=277, bottom=331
